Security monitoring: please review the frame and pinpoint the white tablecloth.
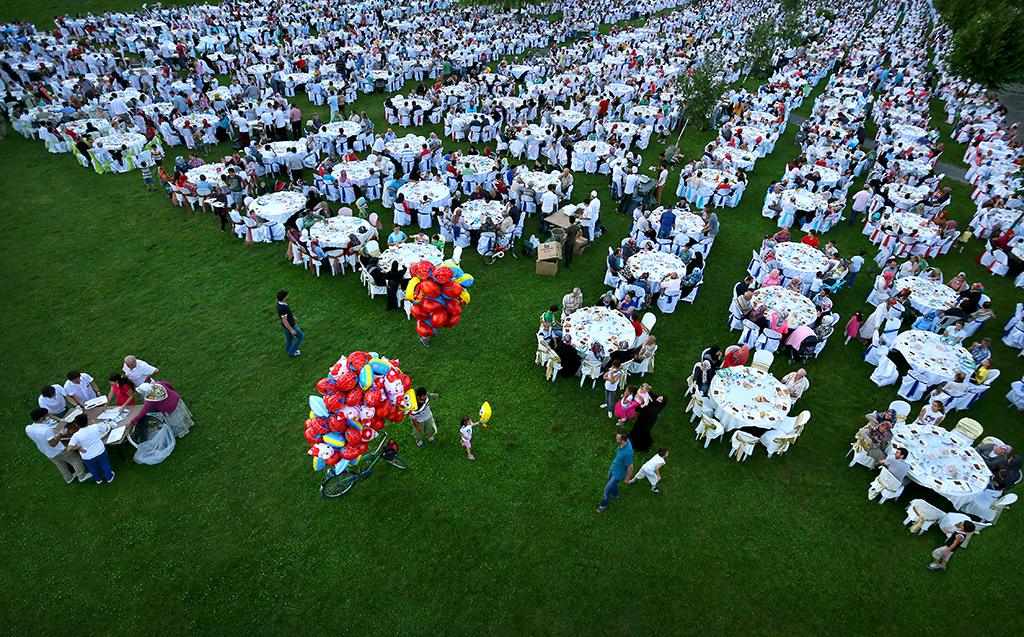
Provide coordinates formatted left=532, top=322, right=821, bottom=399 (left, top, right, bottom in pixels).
left=458, top=200, right=506, bottom=230
left=93, top=132, right=146, bottom=154
left=561, top=306, right=635, bottom=355
left=895, top=277, right=958, bottom=315
left=892, top=421, right=991, bottom=510
left=775, top=242, right=830, bottom=279
left=709, top=366, right=792, bottom=431
left=397, top=181, right=451, bottom=210
left=331, top=161, right=378, bottom=186
left=885, top=212, right=941, bottom=242
left=185, top=162, right=227, bottom=186
left=750, top=287, right=818, bottom=328
left=308, top=216, right=376, bottom=250
left=378, top=243, right=442, bottom=272
left=385, top=135, right=427, bottom=159
left=249, top=191, right=306, bottom=224
left=649, top=209, right=704, bottom=238
left=780, top=189, right=828, bottom=214
left=887, top=183, right=929, bottom=209
left=712, top=146, right=756, bottom=170
left=318, top=120, right=361, bottom=139
left=625, top=251, right=685, bottom=283
left=893, top=330, right=978, bottom=384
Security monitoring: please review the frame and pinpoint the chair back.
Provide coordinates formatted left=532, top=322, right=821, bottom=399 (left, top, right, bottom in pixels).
left=751, top=349, right=774, bottom=371
left=906, top=499, right=945, bottom=533
left=877, top=468, right=902, bottom=492
left=983, top=369, right=1000, bottom=386
left=698, top=413, right=724, bottom=437
left=640, top=312, right=657, bottom=334
left=955, top=418, right=983, bottom=441
left=888, top=400, right=911, bottom=421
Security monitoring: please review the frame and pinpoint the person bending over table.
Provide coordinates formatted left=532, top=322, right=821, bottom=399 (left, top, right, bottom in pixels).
left=131, top=382, right=193, bottom=438
left=26, top=407, right=91, bottom=483
left=65, top=414, right=114, bottom=484
left=38, top=384, right=80, bottom=421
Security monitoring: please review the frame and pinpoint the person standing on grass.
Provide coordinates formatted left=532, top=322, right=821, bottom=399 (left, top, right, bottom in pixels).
left=602, top=363, right=622, bottom=418
left=459, top=415, right=480, bottom=461
left=140, top=161, right=156, bottom=191
left=629, top=448, right=668, bottom=493
left=597, top=431, right=633, bottom=513
left=847, top=250, right=866, bottom=288
left=409, top=388, right=439, bottom=448
left=277, top=289, right=304, bottom=356
left=26, top=407, right=92, bottom=484
left=65, top=414, right=115, bottom=484
left=928, top=520, right=974, bottom=570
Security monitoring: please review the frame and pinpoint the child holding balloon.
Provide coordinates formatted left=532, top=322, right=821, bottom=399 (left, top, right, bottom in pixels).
left=459, top=415, right=480, bottom=460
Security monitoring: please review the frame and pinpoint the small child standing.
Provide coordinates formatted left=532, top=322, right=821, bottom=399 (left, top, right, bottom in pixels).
left=140, top=161, right=156, bottom=191
left=602, top=363, right=622, bottom=418
left=845, top=311, right=863, bottom=344
left=459, top=416, right=479, bottom=461
left=613, top=385, right=639, bottom=427
left=630, top=448, right=668, bottom=493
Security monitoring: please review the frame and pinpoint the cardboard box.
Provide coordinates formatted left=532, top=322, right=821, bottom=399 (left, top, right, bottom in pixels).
left=536, top=240, right=562, bottom=277
left=536, top=260, right=559, bottom=276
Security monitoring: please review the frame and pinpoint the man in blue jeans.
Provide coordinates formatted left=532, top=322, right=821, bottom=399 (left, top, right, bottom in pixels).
left=277, top=290, right=304, bottom=356
left=598, top=431, right=634, bottom=512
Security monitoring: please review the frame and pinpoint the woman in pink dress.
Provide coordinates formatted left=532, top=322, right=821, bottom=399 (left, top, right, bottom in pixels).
left=131, top=382, right=193, bottom=438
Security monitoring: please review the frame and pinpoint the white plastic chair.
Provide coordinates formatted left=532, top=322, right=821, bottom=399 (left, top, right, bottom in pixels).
left=897, top=371, right=931, bottom=402
left=695, top=413, right=725, bottom=448
left=579, top=359, right=603, bottom=388
left=759, top=429, right=799, bottom=457
left=888, top=400, right=911, bottom=423
left=870, top=356, right=899, bottom=387
left=739, top=320, right=760, bottom=349
left=903, top=499, right=945, bottom=534
left=729, top=431, right=759, bottom=461
left=755, top=329, right=782, bottom=353
left=963, top=492, right=1017, bottom=524
left=751, top=350, right=774, bottom=372
left=953, top=417, right=983, bottom=442
left=868, top=468, right=905, bottom=503
left=1007, top=379, right=1024, bottom=410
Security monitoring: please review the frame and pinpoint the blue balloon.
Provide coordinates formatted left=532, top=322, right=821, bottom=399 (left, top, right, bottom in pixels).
left=309, top=395, right=328, bottom=418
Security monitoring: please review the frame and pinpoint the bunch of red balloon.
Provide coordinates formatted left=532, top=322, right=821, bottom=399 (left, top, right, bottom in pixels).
left=405, top=260, right=475, bottom=339
left=304, top=351, right=416, bottom=472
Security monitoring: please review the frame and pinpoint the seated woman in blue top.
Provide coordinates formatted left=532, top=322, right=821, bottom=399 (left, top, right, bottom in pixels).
left=618, top=292, right=638, bottom=319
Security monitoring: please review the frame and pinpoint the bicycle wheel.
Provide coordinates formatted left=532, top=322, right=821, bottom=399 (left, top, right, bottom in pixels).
left=484, top=251, right=497, bottom=266
left=320, top=470, right=359, bottom=499
left=385, top=455, right=409, bottom=470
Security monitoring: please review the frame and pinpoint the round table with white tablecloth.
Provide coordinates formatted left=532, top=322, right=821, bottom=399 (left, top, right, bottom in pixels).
left=397, top=180, right=451, bottom=210
left=518, top=170, right=562, bottom=193
left=605, top=83, right=636, bottom=99
left=93, top=132, right=147, bottom=154
left=750, top=286, right=818, bottom=328
left=891, top=421, right=992, bottom=510
left=316, top=120, right=362, bottom=143
left=184, top=163, right=227, bottom=186
left=392, top=96, right=432, bottom=114
left=885, top=211, right=941, bottom=243
left=308, top=216, right=376, bottom=250
left=458, top=199, right=506, bottom=230
left=385, top=135, right=427, bottom=160
left=708, top=366, right=792, bottom=432
left=890, top=124, right=927, bottom=142
left=573, top=140, right=612, bottom=158
left=246, top=63, right=276, bottom=78
left=561, top=306, right=635, bottom=356
left=377, top=243, right=443, bottom=272
left=173, top=113, right=218, bottom=132
left=886, top=183, right=930, bottom=210
left=624, top=251, right=685, bottom=287
left=892, top=330, right=978, bottom=385
left=550, top=108, right=587, bottom=130
left=649, top=209, right=704, bottom=239
left=494, top=96, right=524, bottom=111
left=894, top=277, right=959, bottom=315
left=779, top=189, right=828, bottom=217
left=280, top=72, right=312, bottom=86
left=970, top=208, right=1023, bottom=237
left=454, top=155, right=498, bottom=177
left=774, top=242, right=830, bottom=280
left=261, top=139, right=309, bottom=159
left=711, top=146, right=756, bottom=171
left=605, top=121, right=641, bottom=140
left=59, top=118, right=112, bottom=137
left=331, top=160, right=378, bottom=187
left=508, top=65, right=532, bottom=80
left=248, top=190, right=306, bottom=224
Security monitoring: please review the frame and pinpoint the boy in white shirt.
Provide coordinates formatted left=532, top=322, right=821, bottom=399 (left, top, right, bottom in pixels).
left=630, top=448, right=668, bottom=493
left=66, top=414, right=115, bottom=484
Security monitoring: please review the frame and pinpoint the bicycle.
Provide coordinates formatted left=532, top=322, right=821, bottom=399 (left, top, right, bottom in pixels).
left=482, top=230, right=519, bottom=265
left=319, top=432, right=408, bottom=499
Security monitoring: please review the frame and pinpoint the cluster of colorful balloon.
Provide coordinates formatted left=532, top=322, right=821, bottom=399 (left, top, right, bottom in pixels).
left=405, top=260, right=474, bottom=339
left=305, top=351, right=417, bottom=472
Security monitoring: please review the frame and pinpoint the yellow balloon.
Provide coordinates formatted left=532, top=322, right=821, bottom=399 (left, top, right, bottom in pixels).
left=309, top=410, right=315, bottom=420
left=405, top=277, right=421, bottom=301
left=479, top=401, right=492, bottom=423
left=460, top=290, right=471, bottom=305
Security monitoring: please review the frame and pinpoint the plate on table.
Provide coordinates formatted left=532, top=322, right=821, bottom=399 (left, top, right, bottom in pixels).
left=85, top=397, right=108, bottom=408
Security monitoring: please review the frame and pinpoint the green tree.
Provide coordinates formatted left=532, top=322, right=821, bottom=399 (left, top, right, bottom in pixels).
left=742, top=20, right=778, bottom=81
left=679, top=56, right=727, bottom=131
left=939, top=0, right=1024, bottom=89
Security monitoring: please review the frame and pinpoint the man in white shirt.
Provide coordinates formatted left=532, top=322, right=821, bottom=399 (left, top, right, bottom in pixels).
left=584, top=191, right=601, bottom=240
left=39, top=383, right=79, bottom=419
left=260, top=109, right=275, bottom=140
left=26, top=408, right=91, bottom=483
left=847, top=250, right=867, bottom=288
left=107, top=96, right=129, bottom=121
left=619, top=168, right=640, bottom=215
left=66, top=414, right=115, bottom=484
left=63, top=371, right=100, bottom=405
left=123, top=356, right=159, bottom=387
left=849, top=186, right=872, bottom=229
left=539, top=185, right=559, bottom=234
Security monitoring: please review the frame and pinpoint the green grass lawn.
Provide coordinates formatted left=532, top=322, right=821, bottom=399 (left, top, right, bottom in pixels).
left=2, top=4, right=1023, bottom=635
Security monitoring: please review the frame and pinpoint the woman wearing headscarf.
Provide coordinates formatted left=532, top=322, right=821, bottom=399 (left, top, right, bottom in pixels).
left=722, top=345, right=749, bottom=368
left=628, top=390, right=668, bottom=453
left=814, top=314, right=836, bottom=341
left=867, top=270, right=895, bottom=306
left=678, top=268, right=702, bottom=298
left=990, top=455, right=1023, bottom=492
left=703, top=345, right=723, bottom=373
left=130, top=382, right=193, bottom=438
left=787, top=276, right=804, bottom=294
left=769, top=310, right=790, bottom=335
left=946, top=272, right=968, bottom=293
left=762, top=269, right=783, bottom=286
left=384, top=261, right=406, bottom=311
left=693, top=360, right=713, bottom=396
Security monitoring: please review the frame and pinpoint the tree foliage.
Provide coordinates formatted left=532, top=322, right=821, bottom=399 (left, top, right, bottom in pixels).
left=679, top=56, right=727, bottom=131
left=939, top=0, right=1024, bottom=89
left=777, top=0, right=805, bottom=47
left=743, top=20, right=778, bottom=79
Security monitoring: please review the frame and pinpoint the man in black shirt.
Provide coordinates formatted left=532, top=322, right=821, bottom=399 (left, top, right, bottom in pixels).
left=277, top=289, right=304, bottom=356
left=563, top=216, right=581, bottom=269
